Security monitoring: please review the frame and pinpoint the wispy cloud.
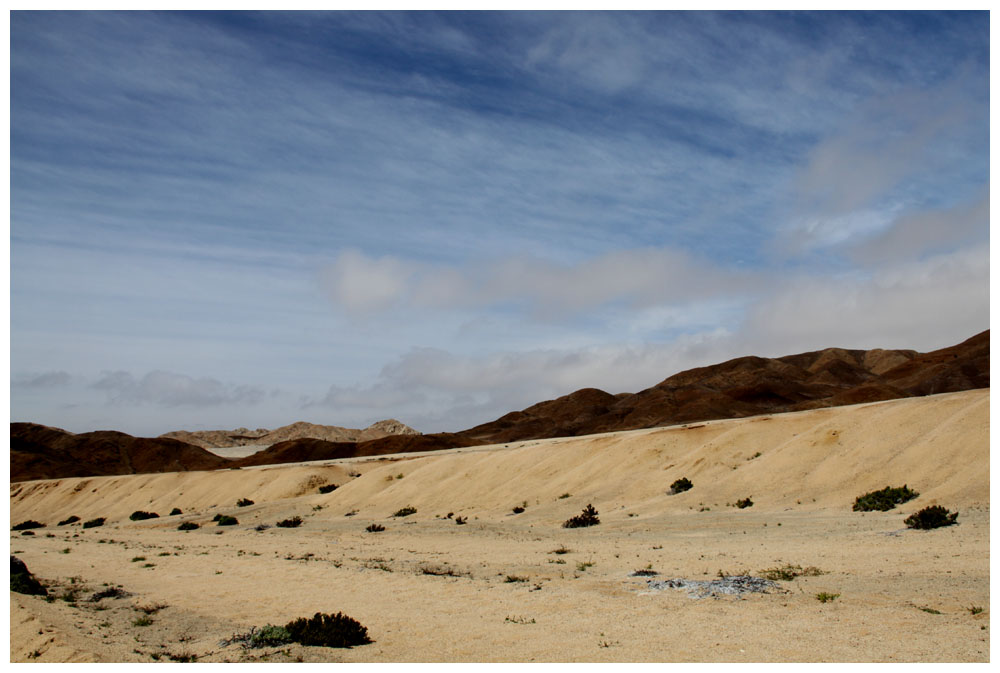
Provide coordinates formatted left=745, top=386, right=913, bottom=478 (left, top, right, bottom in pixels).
left=92, top=370, right=268, bottom=408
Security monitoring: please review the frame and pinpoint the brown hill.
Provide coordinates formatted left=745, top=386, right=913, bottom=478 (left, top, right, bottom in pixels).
left=159, top=419, right=419, bottom=450
left=11, top=423, right=230, bottom=483
left=233, top=433, right=478, bottom=468
left=458, top=330, right=989, bottom=444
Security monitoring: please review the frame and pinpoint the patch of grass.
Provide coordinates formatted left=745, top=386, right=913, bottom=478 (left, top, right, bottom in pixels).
left=505, top=575, right=529, bottom=583
left=758, top=564, right=825, bottom=581
left=548, top=558, right=566, bottom=564
left=58, top=515, right=80, bottom=526
left=919, top=606, right=942, bottom=614
left=89, top=587, right=128, bottom=601
left=558, top=493, right=572, bottom=499
left=576, top=561, right=595, bottom=571
left=815, top=592, right=840, bottom=603
left=132, top=615, right=154, bottom=627
left=853, top=485, right=919, bottom=512
left=550, top=545, right=572, bottom=555
left=904, top=505, right=958, bottom=529
left=82, top=517, right=105, bottom=529
left=178, top=522, right=199, bottom=531
left=12, top=520, right=45, bottom=531
left=669, top=477, right=693, bottom=494
left=236, top=498, right=254, bottom=507
left=283, top=612, right=372, bottom=648
left=129, top=511, right=159, bottom=521
left=504, top=615, right=536, bottom=624
left=392, top=506, right=417, bottom=518
left=732, top=497, right=754, bottom=509
left=563, top=504, right=600, bottom=528
left=318, top=484, right=338, bottom=494
left=365, top=523, right=385, bottom=533
left=420, top=564, right=464, bottom=577
left=276, top=516, right=303, bottom=528
left=216, top=515, right=239, bottom=526
left=969, top=606, right=984, bottom=615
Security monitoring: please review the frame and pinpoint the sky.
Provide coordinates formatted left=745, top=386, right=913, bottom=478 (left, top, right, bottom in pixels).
left=9, top=10, right=991, bottom=436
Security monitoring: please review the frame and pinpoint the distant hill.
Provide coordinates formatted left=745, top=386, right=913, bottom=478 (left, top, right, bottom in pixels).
left=457, top=330, right=989, bottom=444
left=10, top=423, right=230, bottom=482
left=159, top=418, right=419, bottom=449
left=232, top=433, right=479, bottom=468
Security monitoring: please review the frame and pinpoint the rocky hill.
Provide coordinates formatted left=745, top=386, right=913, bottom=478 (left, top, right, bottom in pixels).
left=159, top=418, right=418, bottom=450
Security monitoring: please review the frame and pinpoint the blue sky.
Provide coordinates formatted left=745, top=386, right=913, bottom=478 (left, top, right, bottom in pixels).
left=10, top=10, right=990, bottom=436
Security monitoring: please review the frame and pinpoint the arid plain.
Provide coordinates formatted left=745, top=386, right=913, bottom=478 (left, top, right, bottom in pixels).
left=10, top=389, right=989, bottom=662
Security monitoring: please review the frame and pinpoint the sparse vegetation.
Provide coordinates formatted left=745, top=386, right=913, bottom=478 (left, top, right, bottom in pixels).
left=669, top=477, right=693, bottom=494
left=853, top=485, right=919, bottom=512
left=217, top=515, right=239, bottom=526
left=904, top=505, right=958, bottom=529
left=318, top=484, right=338, bottom=494
left=129, top=511, right=159, bottom=521
left=576, top=561, right=595, bottom=571
left=212, top=514, right=224, bottom=522
left=558, top=493, right=572, bottom=499
left=512, top=506, right=525, bottom=514
left=169, top=508, right=183, bottom=516
left=89, top=586, right=128, bottom=601
left=505, top=615, right=536, bottom=624
left=132, top=615, right=154, bottom=627
left=178, top=522, right=199, bottom=531
left=563, top=504, right=600, bottom=528
left=969, top=606, right=984, bottom=615
left=12, top=520, right=45, bottom=531
left=454, top=516, right=467, bottom=525
left=550, top=545, right=572, bottom=555
left=82, top=517, right=105, bottom=529
left=131, top=556, right=146, bottom=562
left=919, top=606, right=941, bottom=614
left=420, top=564, right=463, bottom=577
left=254, top=524, right=271, bottom=532
left=10, top=557, right=47, bottom=596
left=505, top=575, right=529, bottom=583
left=815, top=592, right=840, bottom=603
left=237, top=498, right=254, bottom=507
left=276, top=516, right=303, bottom=528
left=758, top=564, right=825, bottom=581
left=58, top=515, right=80, bottom=526
left=283, top=612, right=373, bottom=648
left=392, top=506, right=417, bottom=518
left=365, top=523, right=385, bottom=533
left=733, top=497, right=754, bottom=509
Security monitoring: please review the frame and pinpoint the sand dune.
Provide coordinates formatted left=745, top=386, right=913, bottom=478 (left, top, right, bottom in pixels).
left=9, top=389, right=990, bottom=662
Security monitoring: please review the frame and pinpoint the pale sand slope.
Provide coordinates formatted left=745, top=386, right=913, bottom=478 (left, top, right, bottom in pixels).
left=9, top=389, right=989, bottom=662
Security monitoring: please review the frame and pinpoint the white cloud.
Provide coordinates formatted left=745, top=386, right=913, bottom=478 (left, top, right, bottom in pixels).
left=12, top=371, right=72, bottom=389
left=92, top=370, right=267, bottom=408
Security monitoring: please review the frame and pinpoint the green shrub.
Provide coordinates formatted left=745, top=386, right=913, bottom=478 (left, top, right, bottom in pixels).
left=904, top=505, right=958, bottom=530
left=169, top=508, right=183, bottom=516
left=276, top=516, right=302, bottom=528
left=82, top=517, right=105, bottom=529
left=365, top=523, right=385, bottom=533
left=758, top=564, right=825, bottom=581
left=237, top=498, right=254, bottom=507
left=177, top=522, right=199, bottom=531
left=734, top=497, right=754, bottom=509
left=129, top=511, right=159, bottom=521
left=58, top=515, right=80, bottom=526
left=12, top=520, right=45, bottom=531
left=318, top=484, right=338, bottom=494
left=392, top=506, right=417, bottom=518
left=217, top=515, right=238, bottom=526
left=816, top=592, right=840, bottom=603
left=669, top=477, right=693, bottom=494
left=284, top=612, right=372, bottom=648
left=563, top=504, right=600, bottom=528
left=853, top=485, right=919, bottom=512
left=250, top=624, right=292, bottom=648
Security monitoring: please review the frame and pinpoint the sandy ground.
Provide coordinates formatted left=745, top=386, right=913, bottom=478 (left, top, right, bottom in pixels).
left=9, top=389, right=990, bottom=662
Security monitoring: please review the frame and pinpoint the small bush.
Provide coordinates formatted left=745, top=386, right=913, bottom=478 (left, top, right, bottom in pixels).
left=734, top=497, right=754, bottom=509
left=133, top=615, right=154, bottom=627
left=512, top=506, right=525, bottom=514
left=237, top=498, right=254, bottom=507
left=454, top=516, right=467, bottom=525
left=392, top=506, right=417, bottom=518
left=759, top=564, right=825, bottom=581
left=318, top=484, right=338, bottom=494
left=550, top=546, right=571, bottom=555
left=90, top=586, right=128, bottom=601
left=563, top=504, right=600, bottom=528
left=254, top=524, right=271, bottom=532
left=250, top=624, right=292, bottom=648
left=58, top=516, right=80, bottom=526
left=505, top=575, right=528, bottom=583
left=558, top=493, right=572, bottom=499
left=904, top=505, right=958, bottom=530
left=12, top=520, right=45, bottom=531
left=217, top=516, right=238, bottom=526
left=276, top=516, right=303, bottom=528
left=10, top=557, right=47, bottom=596
left=129, top=511, right=159, bottom=521
left=178, top=522, right=199, bottom=531
left=212, top=513, right=223, bottom=522
left=169, top=508, right=183, bottom=516
left=365, top=523, right=385, bottom=533
left=853, top=485, right=919, bottom=512
left=82, top=517, right=105, bottom=529
left=816, top=592, right=840, bottom=603
left=669, top=477, right=693, bottom=494
left=284, top=612, right=373, bottom=648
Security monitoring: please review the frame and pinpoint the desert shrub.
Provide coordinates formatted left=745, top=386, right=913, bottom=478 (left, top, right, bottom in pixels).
left=454, top=516, right=467, bottom=525
left=558, top=493, right=572, bottom=499
left=365, top=523, right=385, bottom=533
left=816, top=592, right=840, bottom=603
left=318, top=484, right=338, bottom=494
left=58, top=515, right=80, bottom=526
left=904, top=505, right=958, bottom=530
left=178, top=522, right=199, bottom=531
left=129, top=511, right=159, bottom=521
left=734, top=497, right=754, bottom=509
left=133, top=615, right=154, bottom=627
left=853, top=485, right=919, bottom=512
left=283, top=612, right=372, bottom=648
left=276, top=516, right=303, bottom=528
left=169, top=508, right=183, bottom=516
left=392, top=506, right=417, bottom=518
left=212, top=513, right=223, bottom=522
left=82, top=517, right=105, bottom=529
left=10, top=557, right=48, bottom=596
left=217, top=515, right=238, bottom=526
left=758, top=564, right=825, bottom=581
left=254, top=524, right=271, bottom=532
left=669, top=477, right=693, bottom=494
left=12, top=520, right=45, bottom=531
left=562, top=504, right=600, bottom=529
left=236, top=498, right=254, bottom=507
left=512, top=506, right=525, bottom=514
left=251, top=624, right=292, bottom=648
left=90, top=586, right=128, bottom=601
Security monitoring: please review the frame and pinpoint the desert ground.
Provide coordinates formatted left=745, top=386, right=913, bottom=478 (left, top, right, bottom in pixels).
left=9, top=389, right=989, bottom=662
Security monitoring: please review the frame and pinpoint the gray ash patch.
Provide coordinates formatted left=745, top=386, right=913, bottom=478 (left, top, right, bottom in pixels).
left=644, top=575, right=784, bottom=599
